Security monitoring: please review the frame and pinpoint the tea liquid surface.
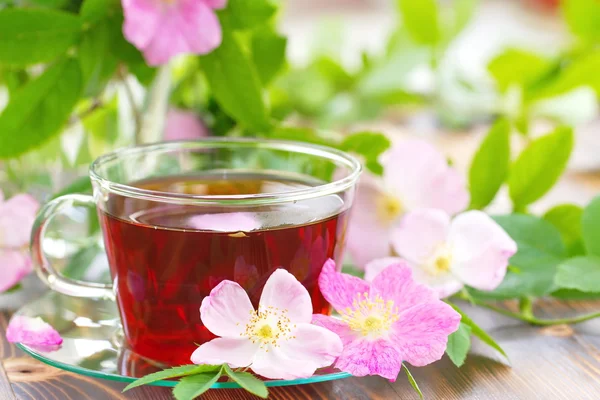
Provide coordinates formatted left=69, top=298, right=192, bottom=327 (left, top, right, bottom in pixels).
left=99, top=173, right=349, bottom=365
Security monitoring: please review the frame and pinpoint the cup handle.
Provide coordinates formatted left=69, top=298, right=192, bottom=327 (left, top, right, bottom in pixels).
left=31, top=194, right=114, bottom=299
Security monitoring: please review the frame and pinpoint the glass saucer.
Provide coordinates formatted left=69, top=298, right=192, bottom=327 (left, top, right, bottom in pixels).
left=13, top=291, right=351, bottom=388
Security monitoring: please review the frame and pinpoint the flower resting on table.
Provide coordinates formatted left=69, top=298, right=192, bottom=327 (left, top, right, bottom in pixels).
left=313, top=259, right=461, bottom=381
left=346, top=140, right=469, bottom=270
left=6, top=316, right=63, bottom=346
left=191, top=269, right=343, bottom=380
left=365, top=209, right=517, bottom=298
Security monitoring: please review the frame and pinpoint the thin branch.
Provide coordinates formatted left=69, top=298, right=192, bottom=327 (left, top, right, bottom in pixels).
left=118, top=67, right=142, bottom=145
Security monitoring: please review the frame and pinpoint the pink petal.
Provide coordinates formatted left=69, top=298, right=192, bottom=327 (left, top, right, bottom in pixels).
left=318, top=259, right=370, bottom=312
left=424, top=274, right=464, bottom=299
left=382, top=140, right=468, bottom=214
left=259, top=269, right=312, bottom=324
left=364, top=257, right=405, bottom=282
left=0, top=194, right=39, bottom=248
left=141, top=1, right=222, bottom=66
left=370, top=264, right=438, bottom=313
left=391, top=208, right=450, bottom=265
left=6, top=316, right=63, bottom=346
left=122, top=0, right=163, bottom=50
left=346, top=175, right=392, bottom=269
left=424, top=168, right=470, bottom=215
left=191, top=337, right=258, bottom=368
left=0, top=251, right=32, bottom=292
left=390, top=302, right=461, bottom=367
left=448, top=211, right=517, bottom=291
left=164, top=109, right=210, bottom=141
left=200, top=280, right=254, bottom=338
left=188, top=212, right=260, bottom=232
left=312, top=314, right=356, bottom=343
left=251, top=323, right=343, bottom=380
left=335, top=338, right=402, bottom=381
left=202, top=0, right=227, bottom=8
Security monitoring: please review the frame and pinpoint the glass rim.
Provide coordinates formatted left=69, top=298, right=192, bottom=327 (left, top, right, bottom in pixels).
left=89, top=138, right=362, bottom=206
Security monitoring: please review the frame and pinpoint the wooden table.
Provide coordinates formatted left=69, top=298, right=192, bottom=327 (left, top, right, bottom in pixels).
left=2, top=298, right=600, bottom=400
left=2, top=132, right=600, bottom=399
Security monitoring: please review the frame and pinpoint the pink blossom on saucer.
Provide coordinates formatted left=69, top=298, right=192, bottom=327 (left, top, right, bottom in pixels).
left=6, top=316, right=63, bottom=346
left=164, top=108, right=211, bottom=141
left=346, top=140, right=469, bottom=270
left=0, top=191, right=39, bottom=292
left=191, top=269, right=343, bottom=380
left=387, top=209, right=517, bottom=298
left=122, top=0, right=226, bottom=66
left=189, top=212, right=261, bottom=232
left=313, top=259, right=460, bottom=381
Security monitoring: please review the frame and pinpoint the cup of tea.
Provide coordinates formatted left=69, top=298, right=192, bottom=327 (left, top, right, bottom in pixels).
left=31, top=139, right=362, bottom=365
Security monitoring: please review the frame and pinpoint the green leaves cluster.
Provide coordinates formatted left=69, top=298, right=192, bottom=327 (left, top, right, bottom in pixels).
left=486, top=0, right=600, bottom=131
left=124, top=364, right=268, bottom=400
left=0, top=0, right=153, bottom=160
left=468, top=119, right=574, bottom=213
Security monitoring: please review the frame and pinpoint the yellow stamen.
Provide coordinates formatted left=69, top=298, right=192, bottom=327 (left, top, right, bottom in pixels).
left=242, top=306, right=294, bottom=349
left=341, top=293, right=399, bottom=338
left=424, top=244, right=453, bottom=276
left=376, top=194, right=404, bottom=223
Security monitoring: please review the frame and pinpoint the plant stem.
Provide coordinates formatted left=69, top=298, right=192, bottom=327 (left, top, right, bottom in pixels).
left=118, top=67, right=142, bottom=145
left=461, top=296, right=600, bottom=326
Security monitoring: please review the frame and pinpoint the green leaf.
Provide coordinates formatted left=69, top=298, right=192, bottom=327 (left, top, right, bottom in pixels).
left=562, top=0, right=600, bottom=44
left=473, top=214, right=566, bottom=299
left=536, top=52, right=600, bottom=98
left=200, top=18, right=271, bottom=132
left=227, top=0, right=277, bottom=30
left=582, top=196, right=600, bottom=257
left=543, top=204, right=585, bottom=256
left=339, top=131, right=391, bottom=175
left=0, top=9, right=81, bottom=66
left=62, top=242, right=101, bottom=281
left=80, top=0, right=119, bottom=24
left=402, top=364, right=423, bottom=399
left=552, top=288, right=600, bottom=300
left=123, top=365, right=221, bottom=392
left=508, top=127, right=574, bottom=211
left=468, top=118, right=510, bottom=210
left=448, top=302, right=508, bottom=360
left=396, top=0, right=440, bottom=45
left=251, top=28, right=287, bottom=86
left=223, top=365, right=268, bottom=398
left=172, top=370, right=223, bottom=400
left=488, top=48, right=552, bottom=92
left=446, top=322, right=472, bottom=367
left=0, top=58, right=82, bottom=159
left=79, top=21, right=119, bottom=96
left=50, top=176, right=93, bottom=200
left=83, top=98, right=119, bottom=157
left=555, top=256, right=600, bottom=293
left=447, top=0, right=478, bottom=39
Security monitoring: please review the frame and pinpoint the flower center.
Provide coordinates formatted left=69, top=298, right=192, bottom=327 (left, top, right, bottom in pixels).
left=341, top=293, right=399, bottom=338
left=376, top=194, right=404, bottom=224
left=242, top=306, right=296, bottom=349
left=425, top=244, right=453, bottom=276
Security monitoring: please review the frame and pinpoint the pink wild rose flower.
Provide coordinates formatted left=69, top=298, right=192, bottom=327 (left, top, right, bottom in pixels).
left=122, top=0, right=227, bottom=66
left=6, top=316, right=63, bottom=346
left=164, top=108, right=211, bottom=141
left=347, top=140, right=469, bottom=270
left=0, top=191, right=39, bottom=292
left=313, top=259, right=460, bottom=381
left=365, top=209, right=517, bottom=298
left=191, top=269, right=343, bottom=380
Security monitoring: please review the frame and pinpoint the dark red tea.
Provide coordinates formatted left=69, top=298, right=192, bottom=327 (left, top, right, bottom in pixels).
left=98, top=173, right=349, bottom=365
